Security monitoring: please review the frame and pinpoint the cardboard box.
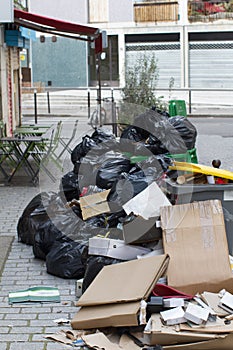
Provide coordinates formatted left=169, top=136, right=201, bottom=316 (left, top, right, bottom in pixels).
left=71, top=254, right=169, bottom=329
left=160, top=306, right=186, bottom=326
left=161, top=200, right=233, bottom=295
left=79, top=190, right=111, bottom=220
left=123, top=215, right=162, bottom=244
left=184, top=302, right=209, bottom=325
left=163, top=298, right=185, bottom=308
left=219, top=291, right=233, bottom=313
left=88, top=237, right=151, bottom=260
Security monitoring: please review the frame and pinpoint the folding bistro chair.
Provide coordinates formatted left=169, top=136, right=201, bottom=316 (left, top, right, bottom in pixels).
left=0, top=121, right=17, bottom=179
left=58, top=119, right=79, bottom=158
left=29, top=129, right=57, bottom=183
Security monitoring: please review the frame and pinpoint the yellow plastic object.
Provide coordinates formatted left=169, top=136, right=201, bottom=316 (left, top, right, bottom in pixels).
left=169, top=161, right=233, bottom=181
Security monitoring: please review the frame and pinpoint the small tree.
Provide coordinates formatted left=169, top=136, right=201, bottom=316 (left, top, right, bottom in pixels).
left=119, top=53, right=167, bottom=125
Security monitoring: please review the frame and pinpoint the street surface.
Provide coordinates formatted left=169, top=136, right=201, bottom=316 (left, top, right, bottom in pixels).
left=0, top=114, right=232, bottom=349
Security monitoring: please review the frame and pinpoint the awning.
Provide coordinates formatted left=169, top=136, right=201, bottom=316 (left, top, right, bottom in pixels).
left=14, top=9, right=102, bottom=50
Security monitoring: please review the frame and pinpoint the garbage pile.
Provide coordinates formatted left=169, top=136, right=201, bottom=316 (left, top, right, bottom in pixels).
left=17, top=110, right=233, bottom=349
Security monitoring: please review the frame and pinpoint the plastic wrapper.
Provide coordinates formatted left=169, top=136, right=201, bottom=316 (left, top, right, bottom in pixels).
left=46, top=241, right=88, bottom=279
left=82, top=255, right=122, bottom=293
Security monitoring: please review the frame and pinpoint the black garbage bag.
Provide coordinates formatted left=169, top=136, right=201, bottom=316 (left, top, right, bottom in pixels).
left=59, top=171, right=81, bottom=202
left=46, top=240, right=88, bottom=279
left=146, top=134, right=168, bottom=155
left=120, top=126, right=145, bottom=142
left=33, top=220, right=69, bottom=260
left=136, top=154, right=172, bottom=173
left=82, top=255, right=122, bottom=293
left=17, top=192, right=56, bottom=245
left=71, top=135, right=97, bottom=164
left=85, top=212, right=126, bottom=229
left=32, top=194, right=90, bottom=260
left=90, top=128, right=116, bottom=143
left=96, top=152, right=132, bottom=189
left=168, top=115, right=197, bottom=150
left=134, top=110, right=187, bottom=154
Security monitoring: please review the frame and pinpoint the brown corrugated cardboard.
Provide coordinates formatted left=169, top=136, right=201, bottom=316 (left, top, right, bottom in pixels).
left=82, top=332, right=122, bottom=350
left=144, top=314, right=219, bottom=346
left=162, top=333, right=233, bottom=350
left=79, top=190, right=111, bottom=220
left=161, top=200, right=233, bottom=295
left=72, top=302, right=140, bottom=329
left=201, top=292, right=229, bottom=317
left=77, top=255, right=169, bottom=307
left=71, top=255, right=169, bottom=329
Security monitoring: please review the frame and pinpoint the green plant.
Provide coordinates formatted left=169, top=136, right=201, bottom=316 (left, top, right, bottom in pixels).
left=119, top=53, right=167, bottom=125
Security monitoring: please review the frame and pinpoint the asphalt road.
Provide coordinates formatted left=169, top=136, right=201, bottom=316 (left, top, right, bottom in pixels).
left=22, top=114, right=233, bottom=173
left=190, top=117, right=233, bottom=172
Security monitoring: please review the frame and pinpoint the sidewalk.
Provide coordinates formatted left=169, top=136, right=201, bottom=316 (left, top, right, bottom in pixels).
left=0, top=117, right=92, bottom=349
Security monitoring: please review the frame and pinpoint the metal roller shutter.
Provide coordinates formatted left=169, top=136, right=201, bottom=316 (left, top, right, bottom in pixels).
left=125, top=42, right=181, bottom=88
left=189, top=41, right=233, bottom=88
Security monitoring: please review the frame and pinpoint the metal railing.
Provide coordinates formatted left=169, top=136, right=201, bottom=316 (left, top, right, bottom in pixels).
left=21, top=86, right=233, bottom=117
left=134, top=1, right=179, bottom=23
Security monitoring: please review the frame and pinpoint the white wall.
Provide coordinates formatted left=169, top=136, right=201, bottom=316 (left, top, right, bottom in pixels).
left=109, top=0, right=133, bottom=23
left=29, top=0, right=88, bottom=24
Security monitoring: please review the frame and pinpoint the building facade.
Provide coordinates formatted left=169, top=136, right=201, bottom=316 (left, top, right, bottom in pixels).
left=28, top=0, right=233, bottom=90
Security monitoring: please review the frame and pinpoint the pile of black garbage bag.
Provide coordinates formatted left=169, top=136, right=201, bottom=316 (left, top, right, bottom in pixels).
left=17, top=110, right=197, bottom=287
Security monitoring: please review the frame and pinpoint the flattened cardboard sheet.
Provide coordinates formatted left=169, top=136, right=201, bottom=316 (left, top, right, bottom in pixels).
left=163, top=333, right=233, bottom=350
left=71, top=301, right=140, bottom=329
left=161, top=200, right=233, bottom=295
left=77, top=255, right=169, bottom=307
left=71, top=255, right=169, bottom=329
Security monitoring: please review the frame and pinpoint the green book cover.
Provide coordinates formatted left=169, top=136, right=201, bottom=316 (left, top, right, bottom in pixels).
left=9, top=286, right=60, bottom=303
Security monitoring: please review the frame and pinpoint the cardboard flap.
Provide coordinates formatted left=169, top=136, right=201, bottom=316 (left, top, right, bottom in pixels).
left=77, top=255, right=169, bottom=307
left=82, top=332, right=122, bottom=350
left=161, top=200, right=233, bottom=295
left=80, top=190, right=111, bottom=220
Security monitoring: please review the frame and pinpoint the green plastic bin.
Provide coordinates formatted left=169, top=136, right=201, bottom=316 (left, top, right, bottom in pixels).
left=169, top=100, right=187, bottom=117
left=166, top=148, right=198, bottom=164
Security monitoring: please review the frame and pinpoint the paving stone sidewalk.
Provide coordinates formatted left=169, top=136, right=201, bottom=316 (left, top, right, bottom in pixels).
left=0, top=118, right=93, bottom=349
left=0, top=185, right=80, bottom=350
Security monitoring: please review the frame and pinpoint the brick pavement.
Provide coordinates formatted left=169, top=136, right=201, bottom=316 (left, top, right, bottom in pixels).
left=0, top=184, right=80, bottom=349
left=0, top=118, right=92, bottom=349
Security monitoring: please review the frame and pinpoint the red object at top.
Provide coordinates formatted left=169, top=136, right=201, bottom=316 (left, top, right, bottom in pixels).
left=152, top=284, right=194, bottom=299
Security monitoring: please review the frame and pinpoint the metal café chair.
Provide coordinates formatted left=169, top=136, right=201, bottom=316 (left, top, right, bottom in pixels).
left=58, top=119, right=79, bottom=158
left=29, top=129, right=57, bottom=183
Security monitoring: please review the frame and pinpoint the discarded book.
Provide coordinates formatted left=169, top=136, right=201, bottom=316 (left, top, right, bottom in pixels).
left=8, top=286, right=60, bottom=303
